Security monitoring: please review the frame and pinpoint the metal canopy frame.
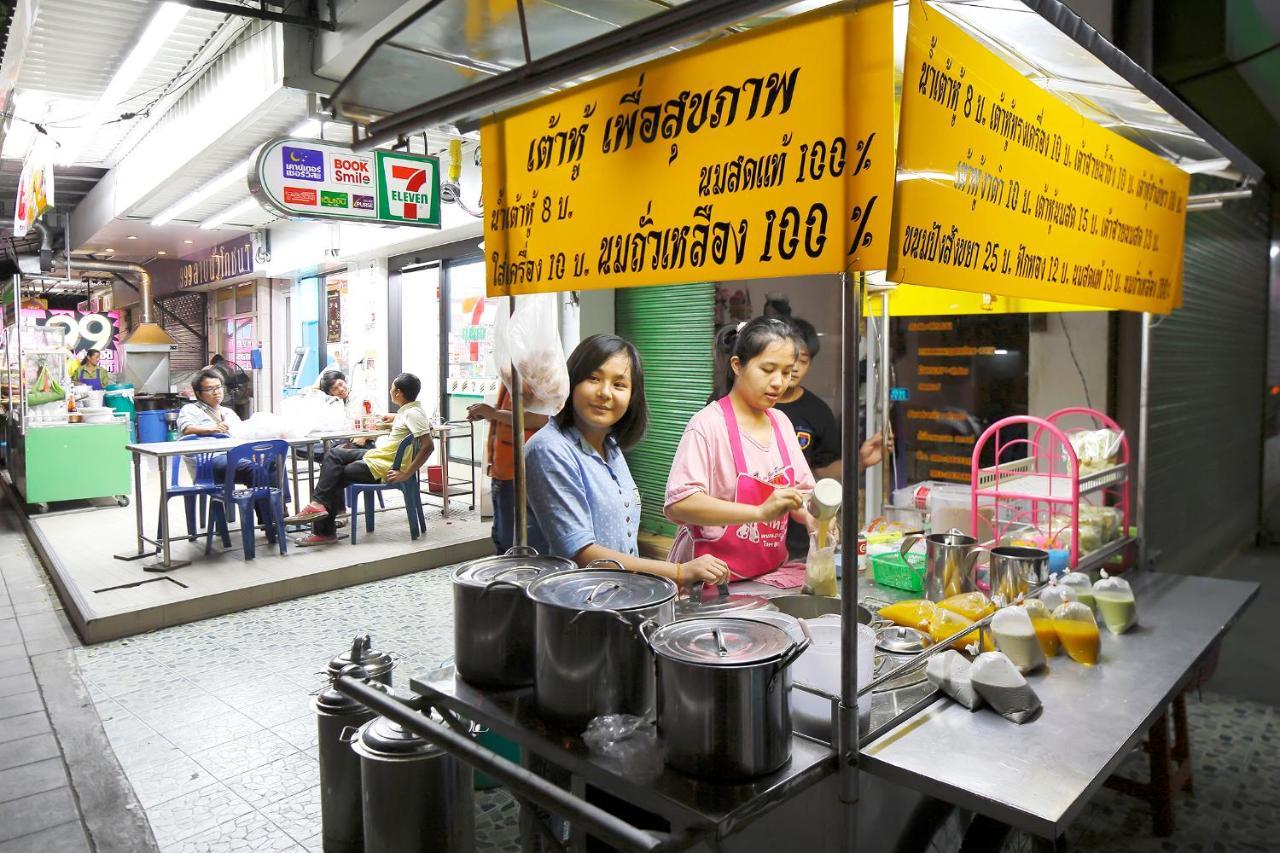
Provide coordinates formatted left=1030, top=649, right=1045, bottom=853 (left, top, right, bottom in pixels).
left=170, top=0, right=337, bottom=32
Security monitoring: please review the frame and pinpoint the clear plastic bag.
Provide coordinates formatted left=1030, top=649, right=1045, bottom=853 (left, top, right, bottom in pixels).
left=1039, top=577, right=1078, bottom=612
left=926, top=650, right=983, bottom=711
left=493, top=294, right=570, bottom=417
left=970, top=652, right=1042, bottom=724
left=803, top=531, right=837, bottom=597
left=990, top=606, right=1045, bottom=674
left=1092, top=570, right=1138, bottom=635
left=1053, top=601, right=1101, bottom=665
left=1059, top=571, right=1094, bottom=609
left=1067, top=428, right=1124, bottom=473
left=1022, top=599, right=1059, bottom=657
left=582, top=715, right=664, bottom=783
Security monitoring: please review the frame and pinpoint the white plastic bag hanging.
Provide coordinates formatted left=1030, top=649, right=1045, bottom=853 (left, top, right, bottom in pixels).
left=492, top=294, right=570, bottom=416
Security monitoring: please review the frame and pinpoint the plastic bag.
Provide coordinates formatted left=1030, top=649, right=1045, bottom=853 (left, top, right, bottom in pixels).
left=27, top=363, right=65, bottom=406
left=493, top=294, right=570, bottom=416
left=582, top=714, right=664, bottom=783
left=803, top=531, right=837, bottom=597
left=970, top=652, right=1043, bottom=724
left=990, top=606, right=1045, bottom=674
left=926, top=650, right=984, bottom=711
left=877, top=599, right=938, bottom=632
left=1067, top=428, right=1123, bottom=473
left=229, top=412, right=303, bottom=441
left=1038, top=577, right=1077, bottom=612
left=1053, top=601, right=1101, bottom=665
left=937, top=592, right=995, bottom=622
left=1092, top=569, right=1138, bottom=635
left=1059, top=571, right=1094, bottom=608
left=928, top=608, right=994, bottom=653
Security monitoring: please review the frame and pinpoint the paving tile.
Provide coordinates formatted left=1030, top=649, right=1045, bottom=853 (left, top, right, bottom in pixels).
left=0, top=787, right=78, bottom=842
left=161, top=708, right=263, bottom=756
left=190, top=729, right=298, bottom=782
left=130, top=691, right=232, bottom=731
left=102, top=712, right=157, bottom=749
left=110, top=731, right=184, bottom=775
left=213, top=675, right=304, bottom=712
left=269, top=714, right=319, bottom=756
left=14, top=611, right=66, bottom=637
left=88, top=665, right=187, bottom=704
left=0, top=733, right=59, bottom=772
left=143, top=781, right=254, bottom=848
left=0, top=620, right=20, bottom=646
left=0, top=672, right=38, bottom=697
left=259, top=785, right=322, bottom=844
left=225, top=751, right=318, bottom=810
left=9, top=598, right=57, bottom=618
left=0, top=692, right=42, bottom=721
left=0, top=645, right=24, bottom=663
left=21, top=628, right=75, bottom=655
left=0, top=820, right=90, bottom=853
left=0, top=712, right=51, bottom=746
left=238, top=691, right=316, bottom=729
left=127, top=754, right=217, bottom=809
left=160, top=809, right=304, bottom=853
left=300, top=832, right=323, bottom=853
left=0, top=758, right=69, bottom=804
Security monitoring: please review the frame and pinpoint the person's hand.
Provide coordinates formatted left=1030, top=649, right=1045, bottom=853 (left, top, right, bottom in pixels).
left=757, top=487, right=805, bottom=522
left=859, top=433, right=885, bottom=469
left=467, top=403, right=497, bottom=422
left=350, top=436, right=368, bottom=447
left=680, top=554, right=730, bottom=585
left=385, top=469, right=410, bottom=484
left=212, top=421, right=230, bottom=434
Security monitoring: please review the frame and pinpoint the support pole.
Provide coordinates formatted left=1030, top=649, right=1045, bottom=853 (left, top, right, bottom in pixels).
left=839, top=271, right=862, bottom=850
left=880, top=290, right=892, bottom=507
left=1137, top=311, right=1151, bottom=570
left=864, top=308, right=880, bottom=522
left=510, top=297, right=528, bottom=549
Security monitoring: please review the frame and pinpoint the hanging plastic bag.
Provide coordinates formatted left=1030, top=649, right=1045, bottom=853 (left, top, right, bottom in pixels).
left=492, top=294, right=570, bottom=416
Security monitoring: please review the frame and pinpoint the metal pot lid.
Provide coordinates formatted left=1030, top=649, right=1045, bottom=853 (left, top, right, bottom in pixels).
left=328, top=635, right=393, bottom=676
left=650, top=617, right=793, bottom=665
left=720, top=611, right=807, bottom=647
left=357, top=716, right=441, bottom=757
left=451, top=554, right=574, bottom=589
left=875, top=626, right=933, bottom=654
left=526, top=569, right=676, bottom=612
left=675, top=593, right=776, bottom=619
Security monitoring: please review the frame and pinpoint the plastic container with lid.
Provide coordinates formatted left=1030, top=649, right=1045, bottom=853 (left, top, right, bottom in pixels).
left=1053, top=601, right=1101, bottom=665
left=791, top=618, right=875, bottom=733
left=1022, top=598, right=1059, bottom=657
left=1092, top=570, right=1138, bottom=634
left=990, top=606, right=1045, bottom=673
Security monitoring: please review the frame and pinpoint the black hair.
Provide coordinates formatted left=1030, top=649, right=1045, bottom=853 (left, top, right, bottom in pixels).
left=710, top=317, right=798, bottom=401
left=210, top=354, right=225, bottom=364
left=392, top=372, right=421, bottom=402
left=788, top=317, right=820, bottom=358
left=84, top=348, right=100, bottom=359
left=318, top=369, right=347, bottom=396
left=192, top=367, right=223, bottom=394
left=556, top=334, right=648, bottom=451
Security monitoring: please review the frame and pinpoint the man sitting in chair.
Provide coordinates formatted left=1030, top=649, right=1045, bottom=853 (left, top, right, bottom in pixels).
left=286, top=372, right=434, bottom=547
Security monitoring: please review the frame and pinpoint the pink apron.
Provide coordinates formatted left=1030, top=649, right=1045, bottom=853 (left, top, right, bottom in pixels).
left=691, top=397, right=795, bottom=580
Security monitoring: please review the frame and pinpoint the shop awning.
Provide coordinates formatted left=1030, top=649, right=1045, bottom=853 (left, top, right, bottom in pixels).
left=328, top=0, right=1260, bottom=180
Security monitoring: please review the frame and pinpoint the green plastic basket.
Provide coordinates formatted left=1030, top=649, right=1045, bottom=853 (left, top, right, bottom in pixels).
left=870, top=550, right=926, bottom=593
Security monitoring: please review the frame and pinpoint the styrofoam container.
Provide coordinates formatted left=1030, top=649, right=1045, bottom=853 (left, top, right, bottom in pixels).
left=792, top=617, right=875, bottom=738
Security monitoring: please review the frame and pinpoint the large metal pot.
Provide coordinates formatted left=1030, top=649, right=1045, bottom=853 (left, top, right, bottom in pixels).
left=648, top=617, right=809, bottom=780
left=349, top=715, right=474, bottom=853
left=451, top=548, right=575, bottom=688
left=315, top=666, right=376, bottom=853
left=526, top=568, right=677, bottom=730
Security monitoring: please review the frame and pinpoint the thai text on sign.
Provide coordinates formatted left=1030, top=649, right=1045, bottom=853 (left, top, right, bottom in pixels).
left=481, top=2, right=894, bottom=296
left=888, top=0, right=1189, bottom=314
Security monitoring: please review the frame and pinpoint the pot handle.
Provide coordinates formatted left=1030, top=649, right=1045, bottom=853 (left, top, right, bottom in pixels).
left=585, top=558, right=626, bottom=572
left=479, top=579, right=528, bottom=598
left=583, top=608, right=659, bottom=652
left=769, top=619, right=814, bottom=691
left=503, top=545, right=541, bottom=557
left=898, top=533, right=924, bottom=567
left=584, top=581, right=622, bottom=606
left=339, top=725, right=361, bottom=744
left=966, top=546, right=994, bottom=594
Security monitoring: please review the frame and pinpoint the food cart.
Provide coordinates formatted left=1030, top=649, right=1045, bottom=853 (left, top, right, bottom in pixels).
left=326, top=0, right=1261, bottom=850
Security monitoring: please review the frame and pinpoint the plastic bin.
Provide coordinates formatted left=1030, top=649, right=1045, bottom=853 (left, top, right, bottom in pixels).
left=870, top=550, right=926, bottom=593
left=136, top=409, right=169, bottom=444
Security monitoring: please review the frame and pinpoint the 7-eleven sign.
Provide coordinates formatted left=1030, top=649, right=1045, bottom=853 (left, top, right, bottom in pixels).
left=375, top=151, right=441, bottom=227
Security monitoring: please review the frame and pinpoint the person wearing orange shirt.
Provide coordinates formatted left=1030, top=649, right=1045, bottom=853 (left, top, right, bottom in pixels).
left=468, top=384, right=548, bottom=553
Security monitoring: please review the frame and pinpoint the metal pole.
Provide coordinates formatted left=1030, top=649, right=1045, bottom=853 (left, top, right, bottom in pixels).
left=880, top=291, right=892, bottom=508
left=838, top=271, right=862, bottom=850
left=864, top=306, right=880, bottom=522
left=509, top=297, right=528, bottom=549
left=1137, top=311, right=1151, bottom=570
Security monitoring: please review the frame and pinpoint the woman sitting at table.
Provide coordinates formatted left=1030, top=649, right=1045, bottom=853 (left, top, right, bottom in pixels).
left=664, top=317, right=818, bottom=586
left=526, top=334, right=727, bottom=585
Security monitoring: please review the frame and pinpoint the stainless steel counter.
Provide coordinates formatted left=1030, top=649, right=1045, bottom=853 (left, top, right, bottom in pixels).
left=858, top=572, right=1258, bottom=839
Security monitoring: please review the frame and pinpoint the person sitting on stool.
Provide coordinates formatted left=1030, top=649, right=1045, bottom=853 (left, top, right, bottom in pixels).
left=285, top=372, right=434, bottom=547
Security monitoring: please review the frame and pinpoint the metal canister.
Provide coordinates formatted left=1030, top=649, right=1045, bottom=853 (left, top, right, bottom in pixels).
left=351, top=716, right=474, bottom=853
left=315, top=666, right=376, bottom=853
left=328, top=636, right=394, bottom=686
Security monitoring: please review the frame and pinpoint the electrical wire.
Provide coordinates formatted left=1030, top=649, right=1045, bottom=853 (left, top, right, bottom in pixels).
left=1170, top=40, right=1280, bottom=87
left=1059, top=314, right=1093, bottom=411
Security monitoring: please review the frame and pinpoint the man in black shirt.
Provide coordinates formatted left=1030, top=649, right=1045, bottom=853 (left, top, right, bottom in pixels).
left=776, top=318, right=884, bottom=559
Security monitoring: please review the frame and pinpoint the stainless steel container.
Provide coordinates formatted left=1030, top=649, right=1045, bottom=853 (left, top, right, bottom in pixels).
left=350, top=716, right=474, bottom=853
left=526, top=569, right=677, bottom=730
left=328, top=636, right=394, bottom=686
left=649, top=617, right=809, bottom=780
left=898, top=530, right=984, bottom=601
left=451, top=549, right=575, bottom=688
left=315, top=670, right=376, bottom=853
left=985, top=546, right=1050, bottom=605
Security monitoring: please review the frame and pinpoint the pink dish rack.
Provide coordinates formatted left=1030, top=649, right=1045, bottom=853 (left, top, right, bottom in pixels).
left=969, top=407, right=1133, bottom=571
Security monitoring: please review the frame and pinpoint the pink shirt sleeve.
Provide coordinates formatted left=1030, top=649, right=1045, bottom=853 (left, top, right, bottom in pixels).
left=664, top=419, right=716, bottom=518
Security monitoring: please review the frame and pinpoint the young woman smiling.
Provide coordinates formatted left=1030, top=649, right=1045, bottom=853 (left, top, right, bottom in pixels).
left=525, top=334, right=728, bottom=586
left=664, top=317, right=817, bottom=582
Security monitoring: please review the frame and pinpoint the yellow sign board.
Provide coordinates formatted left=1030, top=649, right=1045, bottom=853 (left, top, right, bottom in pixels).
left=888, top=0, right=1189, bottom=314
left=481, top=2, right=894, bottom=296
left=867, top=283, right=1106, bottom=317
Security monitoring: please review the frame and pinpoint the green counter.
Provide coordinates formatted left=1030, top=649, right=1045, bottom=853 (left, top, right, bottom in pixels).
left=18, top=422, right=132, bottom=504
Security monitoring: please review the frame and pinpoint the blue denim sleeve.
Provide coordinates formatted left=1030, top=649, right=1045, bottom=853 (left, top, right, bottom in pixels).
left=525, top=435, right=595, bottom=562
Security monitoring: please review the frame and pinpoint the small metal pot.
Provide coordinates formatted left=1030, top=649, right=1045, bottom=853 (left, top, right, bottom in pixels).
left=526, top=567, right=677, bottom=730
left=451, top=548, right=575, bottom=689
left=648, top=617, right=810, bottom=780
left=327, top=635, right=394, bottom=686
left=315, top=666, right=375, bottom=853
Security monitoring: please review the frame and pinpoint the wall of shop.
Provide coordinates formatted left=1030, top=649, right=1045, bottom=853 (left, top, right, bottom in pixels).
left=1027, top=313, right=1110, bottom=418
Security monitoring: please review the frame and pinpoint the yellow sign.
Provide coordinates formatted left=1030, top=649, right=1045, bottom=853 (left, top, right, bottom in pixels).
left=867, top=283, right=1106, bottom=317
left=482, top=2, right=894, bottom=296
left=888, top=0, right=1189, bottom=314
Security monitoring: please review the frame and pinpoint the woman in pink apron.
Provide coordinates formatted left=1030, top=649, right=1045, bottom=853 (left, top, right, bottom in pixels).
left=665, top=317, right=817, bottom=586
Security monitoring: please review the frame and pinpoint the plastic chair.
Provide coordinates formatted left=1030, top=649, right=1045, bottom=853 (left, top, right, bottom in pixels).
left=345, top=435, right=423, bottom=543
left=157, top=434, right=226, bottom=540
left=204, top=440, right=290, bottom=559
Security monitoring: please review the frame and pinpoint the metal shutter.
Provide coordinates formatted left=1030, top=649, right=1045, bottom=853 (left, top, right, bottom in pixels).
left=616, top=283, right=715, bottom=536
left=156, top=291, right=208, bottom=374
left=1146, top=178, right=1271, bottom=573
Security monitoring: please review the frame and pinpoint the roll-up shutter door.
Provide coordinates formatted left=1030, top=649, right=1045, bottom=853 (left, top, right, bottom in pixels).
left=1146, top=178, right=1271, bottom=573
left=616, top=283, right=715, bottom=536
left=156, top=292, right=208, bottom=374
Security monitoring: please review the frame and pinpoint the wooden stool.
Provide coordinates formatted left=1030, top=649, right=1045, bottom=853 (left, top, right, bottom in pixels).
left=1104, top=690, right=1194, bottom=836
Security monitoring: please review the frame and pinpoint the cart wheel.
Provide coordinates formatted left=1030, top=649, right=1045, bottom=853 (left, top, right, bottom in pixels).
left=30, top=503, right=49, bottom=515
left=958, top=816, right=1049, bottom=853
left=116, top=495, right=130, bottom=508
left=893, top=796, right=971, bottom=853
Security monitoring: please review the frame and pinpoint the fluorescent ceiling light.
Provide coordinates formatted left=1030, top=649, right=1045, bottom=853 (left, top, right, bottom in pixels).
left=151, top=119, right=323, bottom=226
left=58, top=2, right=189, bottom=166
left=200, top=197, right=261, bottom=230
